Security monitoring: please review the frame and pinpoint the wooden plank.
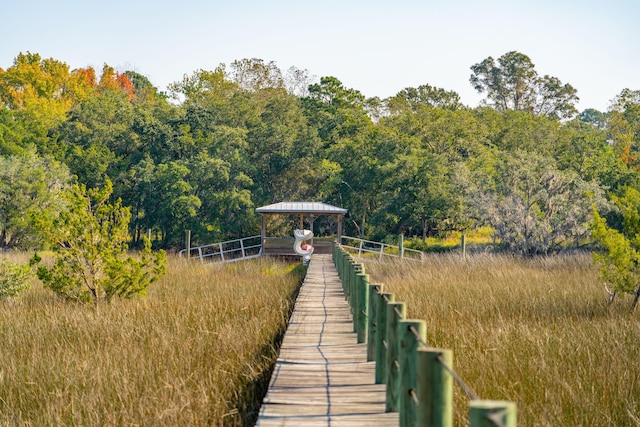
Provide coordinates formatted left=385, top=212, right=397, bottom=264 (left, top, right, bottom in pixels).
left=260, top=403, right=388, bottom=417
left=256, top=254, right=398, bottom=427
left=257, top=413, right=399, bottom=427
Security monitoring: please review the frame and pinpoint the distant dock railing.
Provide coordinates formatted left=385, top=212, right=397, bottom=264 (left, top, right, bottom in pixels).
left=332, top=243, right=517, bottom=427
left=178, top=235, right=262, bottom=263
left=340, top=236, right=425, bottom=261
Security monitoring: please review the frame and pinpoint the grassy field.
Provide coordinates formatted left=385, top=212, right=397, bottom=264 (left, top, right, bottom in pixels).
left=0, top=254, right=303, bottom=426
left=366, top=253, right=640, bottom=426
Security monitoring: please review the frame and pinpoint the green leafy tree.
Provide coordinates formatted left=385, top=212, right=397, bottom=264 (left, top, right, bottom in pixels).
left=579, top=108, right=607, bottom=129
left=169, top=68, right=249, bottom=128
left=302, top=76, right=382, bottom=237
left=132, top=158, right=201, bottom=247
left=386, top=84, right=462, bottom=114
left=246, top=87, right=322, bottom=203
left=607, top=89, right=640, bottom=170
left=377, top=150, right=461, bottom=239
left=554, top=119, right=631, bottom=191
left=591, top=187, right=640, bottom=309
left=470, top=51, right=578, bottom=119
left=302, top=76, right=372, bottom=143
left=380, top=104, right=489, bottom=161
left=488, top=110, right=565, bottom=154
left=0, top=151, right=70, bottom=249
left=34, top=180, right=166, bottom=306
left=56, top=86, right=135, bottom=187
left=0, top=109, right=28, bottom=155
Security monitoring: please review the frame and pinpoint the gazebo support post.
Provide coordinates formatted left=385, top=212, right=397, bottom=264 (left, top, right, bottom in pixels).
left=261, top=215, right=267, bottom=256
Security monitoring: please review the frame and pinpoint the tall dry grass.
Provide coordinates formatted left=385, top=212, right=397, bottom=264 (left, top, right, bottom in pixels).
left=0, top=254, right=303, bottom=426
left=367, top=253, right=640, bottom=426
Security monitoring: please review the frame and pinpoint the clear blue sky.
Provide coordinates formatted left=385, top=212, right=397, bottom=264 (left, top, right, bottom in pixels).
left=3, top=0, right=639, bottom=111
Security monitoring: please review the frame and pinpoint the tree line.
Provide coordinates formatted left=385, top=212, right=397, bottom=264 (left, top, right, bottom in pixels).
left=1, top=51, right=639, bottom=262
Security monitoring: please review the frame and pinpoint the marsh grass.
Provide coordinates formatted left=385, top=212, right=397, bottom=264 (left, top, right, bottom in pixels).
left=0, top=254, right=303, bottom=426
left=367, top=253, right=640, bottom=426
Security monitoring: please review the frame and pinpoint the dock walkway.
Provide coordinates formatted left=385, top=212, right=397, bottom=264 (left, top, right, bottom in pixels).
left=256, top=254, right=398, bottom=426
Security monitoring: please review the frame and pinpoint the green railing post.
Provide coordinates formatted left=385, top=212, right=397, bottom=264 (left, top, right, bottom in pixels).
left=348, top=260, right=355, bottom=312
left=352, top=263, right=363, bottom=319
left=375, top=292, right=394, bottom=384
left=386, top=301, right=405, bottom=412
left=469, top=401, right=517, bottom=427
left=355, top=272, right=369, bottom=343
left=398, top=320, right=426, bottom=427
left=367, top=284, right=382, bottom=360
left=345, top=257, right=356, bottom=305
left=344, top=255, right=351, bottom=297
left=417, top=347, right=453, bottom=427
left=343, top=252, right=351, bottom=291
left=342, top=251, right=350, bottom=285
left=349, top=261, right=360, bottom=311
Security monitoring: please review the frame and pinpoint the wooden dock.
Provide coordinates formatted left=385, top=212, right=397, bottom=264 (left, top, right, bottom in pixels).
left=256, top=254, right=398, bottom=427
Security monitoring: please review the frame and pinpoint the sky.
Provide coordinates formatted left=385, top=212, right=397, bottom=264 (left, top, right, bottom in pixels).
left=2, top=0, right=639, bottom=112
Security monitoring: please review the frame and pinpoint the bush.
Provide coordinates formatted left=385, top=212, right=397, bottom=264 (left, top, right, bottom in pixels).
left=0, top=258, right=31, bottom=298
left=33, top=180, right=166, bottom=306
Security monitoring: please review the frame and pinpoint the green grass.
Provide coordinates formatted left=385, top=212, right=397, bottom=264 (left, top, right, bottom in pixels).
left=0, top=254, right=303, bottom=426
left=366, top=253, right=640, bottom=426
left=404, top=227, right=496, bottom=253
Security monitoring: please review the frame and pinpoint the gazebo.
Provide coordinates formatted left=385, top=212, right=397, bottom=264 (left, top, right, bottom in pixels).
left=256, top=202, right=348, bottom=256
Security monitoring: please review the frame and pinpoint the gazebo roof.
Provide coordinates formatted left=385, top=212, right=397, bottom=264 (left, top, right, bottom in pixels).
left=256, top=202, right=347, bottom=215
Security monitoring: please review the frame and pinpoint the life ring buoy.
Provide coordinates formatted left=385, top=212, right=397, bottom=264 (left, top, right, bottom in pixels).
left=293, top=229, right=314, bottom=261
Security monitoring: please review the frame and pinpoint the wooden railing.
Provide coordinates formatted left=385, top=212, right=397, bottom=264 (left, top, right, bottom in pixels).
left=332, top=243, right=517, bottom=427
left=340, top=236, right=425, bottom=261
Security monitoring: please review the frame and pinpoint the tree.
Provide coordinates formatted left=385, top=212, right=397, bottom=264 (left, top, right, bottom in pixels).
left=591, top=187, right=640, bottom=310
left=133, top=159, right=201, bottom=247
left=554, top=119, right=630, bottom=191
left=227, top=58, right=284, bottom=92
left=302, top=76, right=372, bottom=143
left=246, top=87, right=321, bottom=203
left=470, top=51, right=578, bottom=119
left=579, top=108, right=607, bottom=129
left=607, top=89, right=640, bottom=170
left=168, top=68, right=248, bottom=127
left=386, top=84, right=462, bottom=114
left=0, top=151, right=70, bottom=249
left=0, top=108, right=28, bottom=155
left=188, top=151, right=255, bottom=239
left=377, top=150, right=461, bottom=239
left=473, top=151, right=607, bottom=255
left=55, top=79, right=137, bottom=187
left=34, top=180, right=166, bottom=306
left=284, top=66, right=316, bottom=98
left=379, top=103, right=489, bottom=161
left=0, top=52, right=95, bottom=156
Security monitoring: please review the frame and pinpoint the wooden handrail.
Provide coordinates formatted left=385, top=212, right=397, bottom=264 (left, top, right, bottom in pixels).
left=332, top=243, right=517, bottom=427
